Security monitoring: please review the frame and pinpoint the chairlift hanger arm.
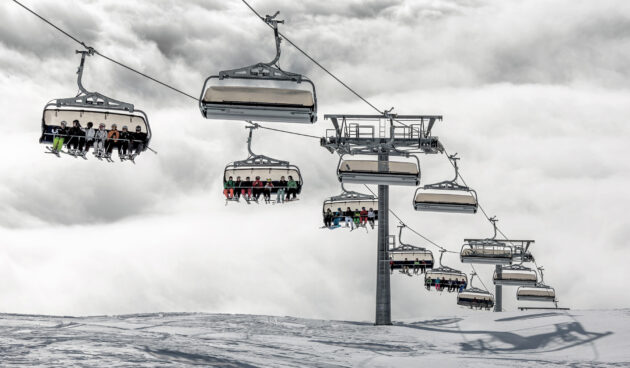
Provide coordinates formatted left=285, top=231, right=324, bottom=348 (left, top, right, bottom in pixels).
left=55, top=51, right=135, bottom=112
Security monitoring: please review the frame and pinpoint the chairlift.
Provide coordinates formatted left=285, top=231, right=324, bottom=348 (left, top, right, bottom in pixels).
left=41, top=50, right=151, bottom=159
left=457, top=272, right=495, bottom=310
left=517, top=267, right=557, bottom=302
left=337, top=154, right=421, bottom=186
left=223, top=124, right=302, bottom=202
left=460, top=217, right=513, bottom=265
left=389, top=224, right=434, bottom=274
left=425, top=250, right=468, bottom=292
left=322, top=185, right=377, bottom=227
left=199, top=12, right=317, bottom=124
left=413, top=154, right=478, bottom=214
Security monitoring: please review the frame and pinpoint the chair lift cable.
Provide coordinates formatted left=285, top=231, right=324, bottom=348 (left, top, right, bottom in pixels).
left=12, top=0, right=198, bottom=101
left=15, top=0, right=527, bottom=295
left=241, top=0, right=386, bottom=116
left=13, top=0, right=319, bottom=141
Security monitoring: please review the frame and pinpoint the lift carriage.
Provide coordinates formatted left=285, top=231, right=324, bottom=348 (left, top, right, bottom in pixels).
left=493, top=264, right=538, bottom=286
left=224, top=124, right=302, bottom=202
left=389, top=224, right=434, bottom=274
left=336, top=154, right=421, bottom=186
left=425, top=250, right=467, bottom=292
left=457, top=272, right=495, bottom=310
left=493, top=240, right=537, bottom=286
left=517, top=267, right=557, bottom=302
left=322, top=186, right=377, bottom=226
left=199, top=12, right=317, bottom=124
left=413, top=154, right=478, bottom=214
left=460, top=240, right=513, bottom=265
left=41, top=50, right=151, bottom=160
left=460, top=217, right=514, bottom=265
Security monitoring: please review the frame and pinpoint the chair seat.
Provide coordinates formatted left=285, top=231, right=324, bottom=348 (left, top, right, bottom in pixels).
left=203, top=86, right=314, bottom=107
left=415, top=193, right=477, bottom=206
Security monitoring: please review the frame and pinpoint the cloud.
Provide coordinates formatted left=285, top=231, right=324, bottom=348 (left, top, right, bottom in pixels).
left=0, top=0, right=629, bottom=320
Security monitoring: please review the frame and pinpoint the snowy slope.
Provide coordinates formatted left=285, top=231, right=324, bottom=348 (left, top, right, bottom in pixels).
left=0, top=309, right=628, bottom=367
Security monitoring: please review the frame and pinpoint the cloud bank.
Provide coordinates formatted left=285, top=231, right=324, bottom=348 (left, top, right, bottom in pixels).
left=0, top=0, right=629, bottom=320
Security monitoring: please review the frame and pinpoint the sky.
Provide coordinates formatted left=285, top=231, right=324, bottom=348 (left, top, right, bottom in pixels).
left=0, top=0, right=629, bottom=321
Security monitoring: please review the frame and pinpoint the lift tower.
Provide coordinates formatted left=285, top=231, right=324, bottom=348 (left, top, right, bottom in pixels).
left=321, top=114, right=443, bottom=325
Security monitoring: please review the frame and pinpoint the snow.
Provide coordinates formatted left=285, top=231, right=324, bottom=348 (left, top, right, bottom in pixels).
left=1, top=309, right=628, bottom=367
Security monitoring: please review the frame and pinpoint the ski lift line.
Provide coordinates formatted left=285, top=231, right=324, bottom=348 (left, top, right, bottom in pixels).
left=246, top=121, right=321, bottom=140
left=241, top=0, right=386, bottom=116
left=442, top=147, right=518, bottom=247
left=470, top=264, right=490, bottom=293
left=13, top=0, right=321, bottom=141
left=361, top=184, right=457, bottom=255
left=12, top=0, right=199, bottom=102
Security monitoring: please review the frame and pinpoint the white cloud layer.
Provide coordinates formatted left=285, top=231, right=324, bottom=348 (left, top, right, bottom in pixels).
left=0, top=0, right=629, bottom=320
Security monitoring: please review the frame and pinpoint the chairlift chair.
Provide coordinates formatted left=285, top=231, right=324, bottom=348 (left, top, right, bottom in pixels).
left=337, top=154, right=421, bottom=186
left=425, top=250, right=467, bottom=292
left=413, top=154, right=478, bottom=214
left=199, top=12, right=317, bottom=124
left=460, top=240, right=513, bottom=265
left=517, top=267, right=557, bottom=302
left=322, top=186, right=377, bottom=226
left=493, top=264, right=538, bottom=286
left=41, top=50, right=151, bottom=155
left=389, top=224, right=434, bottom=273
left=460, top=217, right=513, bottom=265
left=224, top=125, right=302, bottom=200
left=457, top=272, right=495, bottom=310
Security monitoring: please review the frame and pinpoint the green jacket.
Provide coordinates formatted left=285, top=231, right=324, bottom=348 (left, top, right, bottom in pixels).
left=224, top=180, right=235, bottom=189
left=287, top=180, right=298, bottom=189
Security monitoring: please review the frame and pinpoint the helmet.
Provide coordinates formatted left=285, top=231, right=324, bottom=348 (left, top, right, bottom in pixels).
left=60, top=121, right=67, bottom=127
left=122, top=125, right=128, bottom=130
left=111, top=124, right=117, bottom=129
left=135, top=125, right=142, bottom=132
left=99, top=123, right=105, bottom=128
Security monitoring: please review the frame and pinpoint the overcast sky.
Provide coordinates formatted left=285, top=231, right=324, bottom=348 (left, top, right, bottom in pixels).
left=1, top=0, right=629, bottom=321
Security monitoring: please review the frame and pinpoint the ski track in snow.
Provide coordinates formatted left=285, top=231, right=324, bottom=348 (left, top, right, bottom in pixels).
left=0, top=310, right=628, bottom=367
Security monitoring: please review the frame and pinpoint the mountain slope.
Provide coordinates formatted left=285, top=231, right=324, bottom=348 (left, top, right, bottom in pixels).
left=0, top=309, right=627, bottom=367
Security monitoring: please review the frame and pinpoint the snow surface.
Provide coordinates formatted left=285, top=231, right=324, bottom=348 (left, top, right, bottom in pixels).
left=0, top=309, right=628, bottom=367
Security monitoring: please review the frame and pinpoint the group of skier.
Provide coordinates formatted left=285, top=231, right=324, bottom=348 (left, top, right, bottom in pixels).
left=223, top=175, right=300, bottom=203
left=425, top=277, right=467, bottom=293
left=48, top=119, right=147, bottom=161
left=323, top=207, right=376, bottom=230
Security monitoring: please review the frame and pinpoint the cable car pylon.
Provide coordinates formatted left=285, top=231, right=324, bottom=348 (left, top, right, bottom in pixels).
left=321, top=112, right=443, bottom=325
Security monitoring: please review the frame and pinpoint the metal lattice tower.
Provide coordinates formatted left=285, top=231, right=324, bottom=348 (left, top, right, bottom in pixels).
left=321, top=114, right=443, bottom=325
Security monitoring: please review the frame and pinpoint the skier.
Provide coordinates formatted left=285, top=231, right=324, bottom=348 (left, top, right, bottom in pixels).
left=263, top=178, right=274, bottom=203
left=344, top=207, right=354, bottom=229
left=276, top=176, right=287, bottom=204
left=359, top=207, right=368, bottom=227
left=286, top=176, right=298, bottom=200
left=367, top=208, right=376, bottom=229
left=82, top=122, right=96, bottom=156
left=241, top=176, right=252, bottom=200
left=94, top=123, right=108, bottom=158
left=130, top=125, right=147, bottom=160
left=252, top=176, right=263, bottom=201
left=234, top=176, right=243, bottom=200
left=105, top=124, right=120, bottom=159
left=67, top=120, right=84, bottom=155
left=224, top=176, right=235, bottom=199
left=51, top=121, right=68, bottom=154
left=324, top=208, right=333, bottom=228
left=118, top=125, right=132, bottom=160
